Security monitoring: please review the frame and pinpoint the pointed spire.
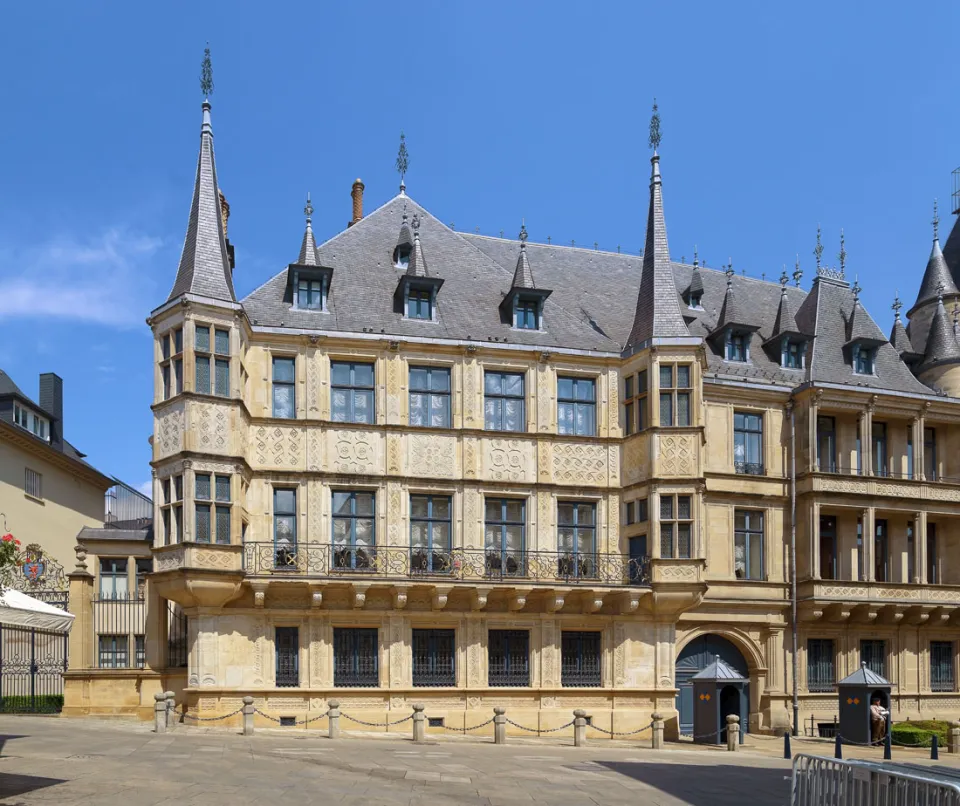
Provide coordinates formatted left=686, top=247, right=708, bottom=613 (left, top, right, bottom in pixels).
left=166, top=86, right=236, bottom=303
left=297, top=193, right=318, bottom=266
left=793, top=255, right=803, bottom=288
left=846, top=277, right=887, bottom=346
left=814, top=225, right=824, bottom=272
left=625, top=143, right=689, bottom=350
left=912, top=202, right=959, bottom=310
left=407, top=213, right=429, bottom=277
left=769, top=270, right=801, bottom=339
left=838, top=229, right=847, bottom=277
left=396, top=131, right=409, bottom=195
left=889, top=292, right=919, bottom=360
left=687, top=248, right=705, bottom=300
left=692, top=246, right=699, bottom=268
left=923, top=285, right=960, bottom=365
left=713, top=262, right=748, bottom=331
left=510, top=221, right=537, bottom=289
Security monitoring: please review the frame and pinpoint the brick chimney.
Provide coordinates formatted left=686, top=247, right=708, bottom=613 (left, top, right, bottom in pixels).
left=39, top=372, right=63, bottom=451
left=349, top=178, right=365, bottom=227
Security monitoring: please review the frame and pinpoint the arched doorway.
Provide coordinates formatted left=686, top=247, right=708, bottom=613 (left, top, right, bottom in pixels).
left=676, top=634, right=749, bottom=736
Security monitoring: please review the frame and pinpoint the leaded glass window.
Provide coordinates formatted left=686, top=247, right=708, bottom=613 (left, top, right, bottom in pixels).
left=195, top=355, right=211, bottom=395
left=557, top=377, right=596, bottom=436
left=412, top=629, right=455, bottom=687
left=561, top=631, right=601, bottom=687
left=659, top=364, right=692, bottom=427
left=195, top=473, right=212, bottom=543
left=331, top=361, right=375, bottom=424
left=214, top=328, right=229, bottom=355
left=215, top=358, right=229, bottom=397
left=484, top=371, right=525, bottom=432
left=409, top=366, right=450, bottom=428
left=195, top=325, right=210, bottom=352
left=332, top=491, right=375, bottom=570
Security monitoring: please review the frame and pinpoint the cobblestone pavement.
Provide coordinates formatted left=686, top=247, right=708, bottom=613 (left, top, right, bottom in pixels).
left=0, top=715, right=808, bottom=805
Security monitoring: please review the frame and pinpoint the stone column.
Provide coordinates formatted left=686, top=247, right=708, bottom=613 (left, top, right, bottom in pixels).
left=67, top=547, right=95, bottom=671
left=811, top=501, right=821, bottom=580
left=809, top=394, right=820, bottom=472
left=862, top=507, right=875, bottom=583
left=144, top=585, right=167, bottom=672
left=650, top=489, right=661, bottom=559
left=573, top=710, right=587, bottom=747
left=726, top=715, right=740, bottom=751
left=860, top=407, right=873, bottom=476
left=412, top=703, right=426, bottom=743
left=651, top=712, right=664, bottom=750
left=493, top=707, right=506, bottom=744
left=916, top=511, right=928, bottom=584
left=914, top=414, right=925, bottom=480
left=242, top=696, right=254, bottom=736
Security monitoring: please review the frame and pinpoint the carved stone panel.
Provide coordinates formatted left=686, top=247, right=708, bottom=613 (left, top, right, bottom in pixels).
left=552, top=442, right=608, bottom=486
left=658, top=433, right=698, bottom=477
left=155, top=402, right=185, bottom=460
left=408, top=433, right=457, bottom=478
left=251, top=424, right=305, bottom=470
left=623, top=435, right=649, bottom=484
left=329, top=430, right=382, bottom=474
left=483, top=438, right=534, bottom=483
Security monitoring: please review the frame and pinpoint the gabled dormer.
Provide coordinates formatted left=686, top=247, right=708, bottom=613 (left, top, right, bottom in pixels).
left=889, top=294, right=922, bottom=366
left=393, top=207, right=414, bottom=270
left=498, top=224, right=552, bottom=330
left=394, top=213, right=443, bottom=320
left=683, top=253, right=704, bottom=310
left=286, top=194, right=333, bottom=312
left=762, top=271, right=808, bottom=369
left=844, top=279, right=887, bottom=375
left=708, top=266, right=759, bottom=362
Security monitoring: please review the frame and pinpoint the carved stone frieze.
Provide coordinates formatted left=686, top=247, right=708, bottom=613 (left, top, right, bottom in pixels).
left=408, top=434, right=457, bottom=478
left=658, top=433, right=697, bottom=477
left=156, top=402, right=185, bottom=459
left=485, top=438, right=533, bottom=482
left=331, top=431, right=381, bottom=474
left=552, top=442, right=607, bottom=486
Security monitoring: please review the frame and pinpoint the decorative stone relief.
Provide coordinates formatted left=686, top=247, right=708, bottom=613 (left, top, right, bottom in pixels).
left=463, top=358, right=478, bottom=428
left=463, top=489, right=479, bottom=549
left=926, top=486, right=960, bottom=502
left=386, top=354, right=402, bottom=422
left=538, top=441, right=552, bottom=483
left=155, top=547, right=185, bottom=571
left=389, top=616, right=403, bottom=687
left=607, top=493, right=620, bottom=552
left=307, top=352, right=321, bottom=416
left=485, top=438, right=532, bottom=482
left=388, top=484, right=402, bottom=546
left=659, top=433, right=697, bottom=477
left=614, top=622, right=626, bottom=686
left=537, top=492, right=553, bottom=549
left=387, top=433, right=402, bottom=474
left=252, top=617, right=265, bottom=686
left=467, top=619, right=483, bottom=687
left=607, top=445, right=620, bottom=486
left=553, top=443, right=607, bottom=485
left=608, top=369, right=619, bottom=433
left=156, top=403, right=185, bottom=459
left=307, top=429, right=322, bottom=472
left=623, top=437, right=647, bottom=484
left=463, top=437, right=478, bottom=479
left=254, top=425, right=268, bottom=466
left=332, top=431, right=380, bottom=474
left=193, top=549, right=236, bottom=570
left=542, top=620, right=557, bottom=686
left=409, top=434, right=456, bottom=478
left=308, top=480, right=322, bottom=541
left=537, top=364, right=552, bottom=432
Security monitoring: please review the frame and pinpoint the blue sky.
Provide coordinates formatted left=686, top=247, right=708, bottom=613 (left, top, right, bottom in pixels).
left=1, top=1, right=958, bottom=495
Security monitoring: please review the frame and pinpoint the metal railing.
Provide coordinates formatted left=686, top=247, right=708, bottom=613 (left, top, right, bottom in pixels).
left=243, top=543, right=651, bottom=585
left=734, top=462, right=765, bottom=476
left=92, top=595, right=146, bottom=670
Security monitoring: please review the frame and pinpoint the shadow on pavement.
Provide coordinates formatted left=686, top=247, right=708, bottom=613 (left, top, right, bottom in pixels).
left=0, top=771, right=64, bottom=801
left=598, top=761, right=790, bottom=806
left=0, top=736, right=27, bottom=757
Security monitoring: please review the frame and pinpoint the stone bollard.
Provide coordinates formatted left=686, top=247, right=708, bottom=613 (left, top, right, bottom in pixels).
left=154, top=692, right=167, bottom=734
left=949, top=723, right=960, bottom=754
left=651, top=712, right=664, bottom=750
left=493, top=707, right=506, bottom=745
left=573, top=710, right=587, bottom=748
left=165, top=691, right=176, bottom=730
left=242, top=696, right=255, bottom=737
left=327, top=699, right=341, bottom=740
left=726, top=715, right=740, bottom=751
left=412, top=703, right=426, bottom=744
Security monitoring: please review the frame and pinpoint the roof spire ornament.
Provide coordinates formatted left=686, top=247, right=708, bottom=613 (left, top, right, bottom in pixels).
left=793, top=255, right=802, bottom=288
left=200, top=44, right=214, bottom=100
left=725, top=259, right=734, bottom=287
left=892, top=292, right=903, bottom=321
left=851, top=275, right=861, bottom=303
left=297, top=192, right=318, bottom=266
left=938, top=280, right=945, bottom=304
left=693, top=245, right=699, bottom=267
left=304, top=192, right=313, bottom=222
left=933, top=198, right=940, bottom=241
left=396, top=131, right=409, bottom=194
left=838, top=229, right=847, bottom=277
left=814, top=224, right=823, bottom=272
left=780, top=267, right=789, bottom=289
left=519, top=220, right=528, bottom=244
left=648, top=98, right=662, bottom=153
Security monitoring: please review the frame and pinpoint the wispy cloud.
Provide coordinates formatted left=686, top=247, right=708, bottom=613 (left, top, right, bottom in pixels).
left=0, top=228, right=167, bottom=327
left=137, top=481, right=153, bottom=497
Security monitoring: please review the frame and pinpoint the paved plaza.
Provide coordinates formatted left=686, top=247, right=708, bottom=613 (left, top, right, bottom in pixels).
left=0, top=716, right=956, bottom=805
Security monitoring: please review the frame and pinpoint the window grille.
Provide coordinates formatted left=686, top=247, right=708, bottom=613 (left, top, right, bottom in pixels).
left=412, top=629, right=455, bottom=687
left=275, top=627, right=299, bottom=688
left=860, top=639, right=886, bottom=679
left=98, top=635, right=128, bottom=669
left=135, top=635, right=146, bottom=669
left=334, top=627, right=378, bottom=687
left=807, top=639, right=835, bottom=692
left=24, top=468, right=42, bottom=499
left=488, top=630, right=530, bottom=687
left=561, top=631, right=601, bottom=687
left=931, top=641, right=955, bottom=692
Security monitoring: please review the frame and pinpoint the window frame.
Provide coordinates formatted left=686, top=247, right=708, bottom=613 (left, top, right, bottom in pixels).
left=410, top=494, right=452, bottom=573
left=159, top=474, right=184, bottom=545
left=273, top=487, right=298, bottom=567
left=159, top=327, right=184, bottom=400
left=931, top=641, right=955, bottom=692
left=659, top=364, right=692, bottom=427
left=330, top=361, right=375, bottom=424
left=272, top=356, right=296, bottom=419
left=561, top=631, right=602, bottom=688
left=24, top=467, right=42, bottom=500
left=98, top=558, right=128, bottom=600
left=725, top=330, right=748, bottom=362
left=557, top=376, right=597, bottom=437
left=514, top=296, right=540, bottom=330
left=807, top=638, right=836, bottom=692
left=409, top=365, right=451, bottom=428
left=98, top=634, right=129, bottom=669
left=332, top=491, right=376, bottom=570
left=333, top=627, right=379, bottom=688
left=659, top=494, right=693, bottom=559
left=557, top=501, right=597, bottom=580
left=484, top=498, right=526, bottom=577
left=412, top=628, right=456, bottom=687
left=733, top=411, right=764, bottom=475
left=817, top=416, right=837, bottom=472
left=853, top=344, right=875, bottom=375
left=860, top=639, right=886, bottom=678
left=488, top=629, right=530, bottom=687
left=275, top=626, right=300, bottom=688
left=734, top=509, right=764, bottom=581
left=296, top=276, right=326, bottom=311
left=819, top=515, right=838, bottom=580
left=483, top=371, right=525, bottom=432
left=406, top=286, right=433, bottom=320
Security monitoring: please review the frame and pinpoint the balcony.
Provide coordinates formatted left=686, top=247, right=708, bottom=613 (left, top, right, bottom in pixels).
left=734, top=461, right=765, bottom=476
left=798, top=579, right=960, bottom=626
left=242, top=543, right=651, bottom=587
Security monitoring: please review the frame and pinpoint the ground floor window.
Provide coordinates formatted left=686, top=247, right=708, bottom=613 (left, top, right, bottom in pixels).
left=135, top=635, right=146, bottom=669
left=931, top=641, right=955, bottom=692
left=860, top=639, right=886, bottom=679
left=98, top=635, right=128, bottom=668
left=275, top=626, right=299, bottom=688
left=334, top=627, right=378, bottom=687
left=488, top=630, right=530, bottom=687
left=561, top=631, right=601, bottom=687
left=412, top=629, right=455, bottom=687
left=806, top=638, right=835, bottom=692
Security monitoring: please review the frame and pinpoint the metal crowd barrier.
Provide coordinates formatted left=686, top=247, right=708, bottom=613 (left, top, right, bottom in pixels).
left=791, top=753, right=960, bottom=805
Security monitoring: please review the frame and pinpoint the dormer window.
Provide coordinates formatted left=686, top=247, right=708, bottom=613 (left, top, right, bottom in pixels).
left=783, top=339, right=805, bottom=369
left=406, top=287, right=433, bottom=320
left=725, top=331, right=748, bottom=362
left=394, top=244, right=411, bottom=269
left=515, top=297, right=540, bottom=330
left=297, top=277, right=325, bottom=310
left=13, top=402, right=48, bottom=441
left=853, top=344, right=875, bottom=375
left=687, top=291, right=703, bottom=310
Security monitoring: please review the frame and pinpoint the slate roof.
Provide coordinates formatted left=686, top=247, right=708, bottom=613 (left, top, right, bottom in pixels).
left=692, top=656, right=747, bottom=682
left=914, top=235, right=958, bottom=312
left=923, top=297, right=960, bottom=367
left=407, top=218, right=431, bottom=279
left=889, top=315, right=918, bottom=359
left=0, top=369, right=28, bottom=399
left=770, top=285, right=801, bottom=338
left=298, top=204, right=318, bottom=266
left=838, top=662, right=889, bottom=687
left=511, top=238, right=536, bottom=290
left=166, top=101, right=236, bottom=304
left=712, top=273, right=755, bottom=333
left=77, top=525, right=153, bottom=543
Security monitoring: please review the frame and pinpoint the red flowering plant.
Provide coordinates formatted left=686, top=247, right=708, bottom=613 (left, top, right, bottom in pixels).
left=0, top=533, right=22, bottom=588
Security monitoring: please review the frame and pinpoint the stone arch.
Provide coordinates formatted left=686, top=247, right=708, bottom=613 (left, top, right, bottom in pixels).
left=675, top=625, right=765, bottom=673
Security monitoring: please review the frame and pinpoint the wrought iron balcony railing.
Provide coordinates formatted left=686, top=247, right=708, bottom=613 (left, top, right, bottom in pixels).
left=734, top=461, right=765, bottom=476
left=242, top=543, right=651, bottom=586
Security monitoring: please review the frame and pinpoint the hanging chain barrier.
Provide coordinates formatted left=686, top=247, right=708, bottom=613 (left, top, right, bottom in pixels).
left=339, top=712, right=415, bottom=728
left=438, top=717, right=496, bottom=733
left=505, top=718, right=577, bottom=734
left=252, top=708, right=331, bottom=726
left=177, top=708, right=244, bottom=723
left=586, top=719, right=655, bottom=738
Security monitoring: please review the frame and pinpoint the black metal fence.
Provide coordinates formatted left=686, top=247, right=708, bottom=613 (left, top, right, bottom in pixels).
left=244, top=543, right=651, bottom=585
left=0, top=624, right=67, bottom=713
left=167, top=601, right=188, bottom=668
left=92, top=596, right=146, bottom=669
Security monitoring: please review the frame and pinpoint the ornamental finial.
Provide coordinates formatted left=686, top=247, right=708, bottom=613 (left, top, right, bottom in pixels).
left=725, top=259, right=734, bottom=287
left=892, top=293, right=902, bottom=321
left=304, top=192, right=313, bottom=223
left=648, top=98, right=662, bottom=153
left=793, top=255, right=803, bottom=288
left=519, top=219, right=528, bottom=244
left=937, top=280, right=945, bottom=304
left=814, top=224, right=823, bottom=271
left=411, top=212, right=421, bottom=235
left=838, top=229, right=847, bottom=276
left=852, top=275, right=861, bottom=303
left=396, top=131, right=409, bottom=193
left=780, top=267, right=789, bottom=288
left=693, top=245, right=699, bottom=267
left=934, top=198, right=940, bottom=241
left=200, top=44, right=214, bottom=100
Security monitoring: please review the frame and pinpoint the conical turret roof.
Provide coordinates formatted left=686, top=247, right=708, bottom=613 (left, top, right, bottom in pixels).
left=923, top=294, right=960, bottom=366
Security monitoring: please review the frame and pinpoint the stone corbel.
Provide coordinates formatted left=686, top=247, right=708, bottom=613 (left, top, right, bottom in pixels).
left=471, top=588, right=491, bottom=611
left=431, top=586, right=452, bottom=611
left=904, top=605, right=934, bottom=626
left=310, top=585, right=324, bottom=609
left=880, top=606, right=904, bottom=626
left=824, top=603, right=851, bottom=623
left=852, top=605, right=879, bottom=624
left=508, top=591, right=527, bottom=612
left=619, top=591, right=643, bottom=614
left=544, top=592, right=565, bottom=614
left=799, top=608, right=824, bottom=622
left=392, top=587, right=408, bottom=610
left=251, top=581, right=268, bottom=609
left=931, top=606, right=956, bottom=627
left=539, top=352, right=551, bottom=363
left=352, top=584, right=370, bottom=609
left=581, top=591, right=604, bottom=614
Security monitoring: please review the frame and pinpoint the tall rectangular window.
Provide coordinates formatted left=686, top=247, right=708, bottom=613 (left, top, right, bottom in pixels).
left=334, top=627, right=378, bottom=687
left=659, top=364, right=691, bottom=427
left=275, top=626, right=299, bottom=688
left=332, top=491, right=375, bottom=570
left=637, top=370, right=649, bottom=431
left=485, top=498, right=525, bottom=577
left=410, top=495, right=451, bottom=573
left=873, top=422, right=887, bottom=477
left=928, top=522, right=938, bottom=584
left=331, top=361, right=375, bottom=424
left=24, top=468, right=42, bottom=499
left=874, top=519, right=888, bottom=582
left=561, top=631, right=601, bottom=687
left=734, top=509, right=764, bottom=580
left=733, top=411, right=764, bottom=475
left=195, top=325, right=210, bottom=352
left=409, top=366, right=451, bottom=428
left=515, top=297, right=539, bottom=329
left=860, top=639, right=886, bottom=678
left=484, top=371, right=525, bottom=432
left=907, top=429, right=914, bottom=479
left=215, top=474, right=231, bottom=544
left=195, top=473, right=212, bottom=543
left=215, top=358, right=230, bottom=397
left=406, top=288, right=433, bottom=320
left=660, top=494, right=692, bottom=559
left=272, top=357, right=296, bottom=418
left=273, top=488, right=297, bottom=567
left=160, top=327, right=184, bottom=399
left=807, top=639, right=835, bottom=692
left=194, top=325, right=211, bottom=395
left=907, top=521, right=915, bottom=583
left=925, top=427, right=937, bottom=480
left=557, top=377, right=596, bottom=436
left=135, top=635, right=146, bottom=669
left=623, top=374, right=635, bottom=436
left=931, top=641, right=955, bottom=692
left=98, top=635, right=128, bottom=669
left=99, top=558, right=128, bottom=599
left=488, top=630, right=530, bottom=687
left=819, top=515, right=837, bottom=580
left=817, top=416, right=836, bottom=472
left=412, top=629, right=455, bottom=687
left=557, top=502, right=597, bottom=579
left=726, top=332, right=747, bottom=362
left=856, top=517, right=864, bottom=582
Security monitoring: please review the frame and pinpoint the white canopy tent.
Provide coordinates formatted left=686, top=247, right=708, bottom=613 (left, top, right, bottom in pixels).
left=0, top=588, right=74, bottom=633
